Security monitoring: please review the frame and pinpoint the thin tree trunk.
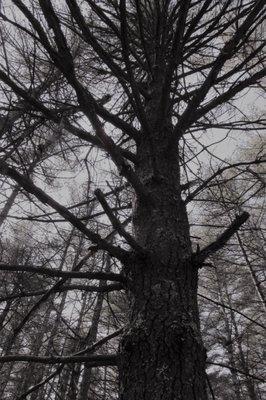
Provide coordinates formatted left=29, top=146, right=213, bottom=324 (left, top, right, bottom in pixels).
left=236, top=232, right=266, bottom=312
left=0, top=333, right=22, bottom=398
left=0, top=300, right=12, bottom=330
left=30, top=292, right=68, bottom=400
left=14, top=302, right=53, bottom=398
left=0, top=144, right=50, bottom=231
left=0, top=185, right=20, bottom=229
left=216, top=270, right=243, bottom=400
left=54, top=339, right=77, bottom=400
left=78, top=254, right=111, bottom=400
left=64, top=294, right=89, bottom=400
left=0, top=294, right=32, bottom=396
left=225, top=288, right=259, bottom=400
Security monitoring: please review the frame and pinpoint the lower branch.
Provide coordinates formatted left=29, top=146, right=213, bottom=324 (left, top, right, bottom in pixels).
left=206, top=361, right=265, bottom=383
left=193, top=212, right=249, bottom=267
left=198, top=293, right=266, bottom=330
left=0, top=264, right=125, bottom=283
left=0, top=354, right=118, bottom=366
left=0, top=283, right=123, bottom=302
left=16, top=328, right=123, bottom=399
left=0, top=162, right=129, bottom=262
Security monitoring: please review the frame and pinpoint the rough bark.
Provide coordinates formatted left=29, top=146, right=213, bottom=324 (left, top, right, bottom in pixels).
left=119, top=90, right=207, bottom=399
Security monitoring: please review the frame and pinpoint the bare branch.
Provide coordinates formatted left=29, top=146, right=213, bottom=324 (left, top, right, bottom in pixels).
left=0, top=162, right=129, bottom=261
left=0, top=354, right=118, bottom=366
left=206, top=361, right=266, bottom=383
left=198, top=293, right=266, bottom=330
left=194, top=212, right=250, bottom=266
left=95, top=188, right=144, bottom=253
left=185, top=159, right=266, bottom=203
left=0, top=283, right=123, bottom=302
left=0, top=264, right=125, bottom=283
left=175, top=0, right=265, bottom=134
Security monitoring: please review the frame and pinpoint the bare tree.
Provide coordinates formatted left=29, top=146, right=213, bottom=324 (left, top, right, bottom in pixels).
left=0, top=1, right=265, bottom=399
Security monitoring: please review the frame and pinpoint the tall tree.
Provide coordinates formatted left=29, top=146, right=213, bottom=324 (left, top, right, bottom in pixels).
left=0, top=1, right=265, bottom=399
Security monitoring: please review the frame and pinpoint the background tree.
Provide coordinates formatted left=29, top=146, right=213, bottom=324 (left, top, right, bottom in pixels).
left=0, top=1, right=265, bottom=399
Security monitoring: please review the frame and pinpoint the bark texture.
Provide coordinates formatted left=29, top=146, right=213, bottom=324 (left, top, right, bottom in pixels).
left=119, top=93, right=207, bottom=399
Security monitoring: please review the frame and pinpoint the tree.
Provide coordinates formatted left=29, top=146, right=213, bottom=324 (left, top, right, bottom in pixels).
left=0, top=1, right=265, bottom=399
left=196, top=148, right=265, bottom=399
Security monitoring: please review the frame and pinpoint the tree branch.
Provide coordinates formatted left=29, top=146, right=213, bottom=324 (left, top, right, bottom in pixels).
left=0, top=354, right=118, bottom=366
left=174, top=0, right=265, bottom=134
left=62, top=118, right=137, bottom=164
left=0, top=162, right=129, bottom=262
left=16, top=328, right=123, bottom=399
left=0, top=264, right=125, bottom=283
left=206, top=361, right=265, bottom=383
left=185, top=159, right=265, bottom=203
left=95, top=188, right=144, bottom=253
left=194, top=67, right=266, bottom=123
left=0, top=283, right=123, bottom=302
left=119, top=0, right=150, bottom=133
left=194, top=212, right=250, bottom=266
left=198, top=293, right=266, bottom=330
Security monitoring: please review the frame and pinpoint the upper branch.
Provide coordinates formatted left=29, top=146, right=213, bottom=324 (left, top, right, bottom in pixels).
left=10, top=0, right=140, bottom=141
left=174, top=0, right=265, bottom=134
left=157, top=0, right=190, bottom=125
left=119, top=0, right=150, bottom=133
left=185, top=159, right=266, bottom=203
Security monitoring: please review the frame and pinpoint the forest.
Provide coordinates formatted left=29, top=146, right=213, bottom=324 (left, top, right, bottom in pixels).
left=0, top=1, right=265, bottom=399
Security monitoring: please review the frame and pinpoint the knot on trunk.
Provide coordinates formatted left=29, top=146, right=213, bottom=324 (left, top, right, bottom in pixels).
left=150, top=279, right=179, bottom=306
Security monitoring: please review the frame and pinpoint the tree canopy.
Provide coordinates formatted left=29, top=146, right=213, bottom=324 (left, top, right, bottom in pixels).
left=0, top=1, right=265, bottom=399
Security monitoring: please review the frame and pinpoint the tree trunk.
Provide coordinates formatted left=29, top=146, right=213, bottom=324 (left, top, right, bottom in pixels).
left=225, top=289, right=259, bottom=400
left=119, top=114, right=207, bottom=399
left=78, top=256, right=109, bottom=400
left=0, top=185, right=20, bottom=229
left=216, top=271, right=242, bottom=400
left=0, top=153, right=47, bottom=231
left=236, top=232, right=266, bottom=312
left=15, top=303, right=53, bottom=399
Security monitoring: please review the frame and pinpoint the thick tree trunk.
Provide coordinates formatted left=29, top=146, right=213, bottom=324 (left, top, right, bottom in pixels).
left=119, top=119, right=207, bottom=399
